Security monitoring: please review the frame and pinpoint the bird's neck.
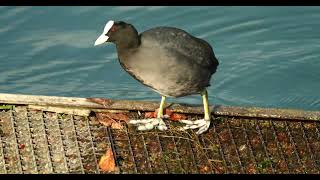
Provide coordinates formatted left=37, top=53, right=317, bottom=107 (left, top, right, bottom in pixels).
left=115, top=33, right=141, bottom=50
left=117, top=45, right=138, bottom=64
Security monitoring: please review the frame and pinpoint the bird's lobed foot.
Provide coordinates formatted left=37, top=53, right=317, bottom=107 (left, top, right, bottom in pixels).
left=179, top=119, right=210, bottom=135
left=129, top=118, right=167, bottom=131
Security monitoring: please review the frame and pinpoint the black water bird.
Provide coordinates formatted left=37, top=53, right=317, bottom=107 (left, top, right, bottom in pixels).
left=94, top=20, right=219, bottom=134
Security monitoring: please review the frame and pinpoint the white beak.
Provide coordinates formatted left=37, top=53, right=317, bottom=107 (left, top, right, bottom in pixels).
left=94, top=34, right=109, bottom=46
left=94, top=20, right=115, bottom=46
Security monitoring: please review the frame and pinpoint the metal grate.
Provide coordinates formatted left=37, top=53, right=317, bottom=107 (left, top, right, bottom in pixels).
left=0, top=105, right=319, bottom=174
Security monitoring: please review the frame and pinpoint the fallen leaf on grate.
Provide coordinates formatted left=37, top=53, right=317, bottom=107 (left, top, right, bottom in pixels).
left=96, top=112, right=129, bottom=129
left=96, top=113, right=113, bottom=126
left=99, top=148, right=117, bottom=172
left=111, top=122, right=123, bottom=129
left=247, top=163, right=257, bottom=174
left=97, top=112, right=129, bottom=121
left=277, top=132, right=287, bottom=142
left=199, top=165, right=210, bottom=173
left=144, top=112, right=156, bottom=118
left=170, top=113, right=187, bottom=121
left=144, top=108, right=186, bottom=121
left=18, top=144, right=26, bottom=150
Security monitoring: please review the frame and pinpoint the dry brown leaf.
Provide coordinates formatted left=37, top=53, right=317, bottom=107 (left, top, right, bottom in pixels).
left=99, top=148, right=117, bottom=172
left=111, top=122, right=123, bottom=129
left=199, top=165, right=210, bottom=173
left=166, top=143, right=175, bottom=150
left=112, top=113, right=129, bottom=122
left=98, top=112, right=129, bottom=121
left=96, top=112, right=128, bottom=129
left=144, top=112, right=156, bottom=118
left=96, top=112, right=114, bottom=126
left=145, top=108, right=175, bottom=119
left=170, top=113, right=187, bottom=121
left=277, top=132, right=287, bottom=142
left=156, top=108, right=173, bottom=117
left=164, top=109, right=173, bottom=117
left=99, top=120, right=113, bottom=127
left=18, top=144, right=26, bottom=150
left=247, top=163, right=257, bottom=174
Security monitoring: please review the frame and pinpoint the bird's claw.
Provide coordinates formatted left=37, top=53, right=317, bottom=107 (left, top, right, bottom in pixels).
left=179, top=119, right=210, bottom=135
left=129, top=118, right=168, bottom=131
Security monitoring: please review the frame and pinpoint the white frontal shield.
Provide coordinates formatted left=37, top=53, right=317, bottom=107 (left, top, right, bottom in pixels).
left=94, top=20, right=114, bottom=46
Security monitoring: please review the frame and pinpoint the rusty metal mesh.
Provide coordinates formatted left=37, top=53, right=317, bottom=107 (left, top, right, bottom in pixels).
left=0, top=105, right=319, bottom=174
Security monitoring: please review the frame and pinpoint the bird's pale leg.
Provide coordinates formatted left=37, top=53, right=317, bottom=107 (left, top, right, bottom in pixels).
left=129, top=96, right=168, bottom=131
left=156, top=96, right=168, bottom=130
left=179, top=89, right=211, bottom=134
left=157, top=96, right=166, bottom=118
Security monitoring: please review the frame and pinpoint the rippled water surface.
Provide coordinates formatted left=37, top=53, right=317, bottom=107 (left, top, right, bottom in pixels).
left=0, top=6, right=319, bottom=110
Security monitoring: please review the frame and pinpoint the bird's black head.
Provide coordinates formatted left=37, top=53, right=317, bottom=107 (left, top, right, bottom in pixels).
left=94, top=20, right=140, bottom=49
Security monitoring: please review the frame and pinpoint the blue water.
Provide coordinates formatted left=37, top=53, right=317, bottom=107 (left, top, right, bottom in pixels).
left=0, top=6, right=319, bottom=111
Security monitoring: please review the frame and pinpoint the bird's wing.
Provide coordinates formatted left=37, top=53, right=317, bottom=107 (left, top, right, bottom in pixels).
left=141, top=27, right=219, bottom=73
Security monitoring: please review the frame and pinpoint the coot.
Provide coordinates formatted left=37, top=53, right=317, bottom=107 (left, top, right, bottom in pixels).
left=94, top=20, right=219, bottom=134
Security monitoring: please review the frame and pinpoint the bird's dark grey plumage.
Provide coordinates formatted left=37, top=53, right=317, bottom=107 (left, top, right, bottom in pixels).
left=102, top=21, right=219, bottom=97
left=94, top=20, right=220, bottom=134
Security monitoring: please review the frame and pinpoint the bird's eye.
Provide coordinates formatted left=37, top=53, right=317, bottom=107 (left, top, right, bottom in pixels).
left=110, top=26, right=116, bottom=32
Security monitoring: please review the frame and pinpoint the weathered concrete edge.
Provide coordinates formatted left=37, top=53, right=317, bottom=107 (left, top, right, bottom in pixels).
left=0, top=93, right=319, bottom=121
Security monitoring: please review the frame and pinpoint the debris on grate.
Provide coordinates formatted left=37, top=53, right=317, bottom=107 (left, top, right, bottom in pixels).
left=99, top=148, right=119, bottom=173
left=143, top=108, right=187, bottom=121
left=94, top=112, right=129, bottom=130
left=0, top=104, right=319, bottom=174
